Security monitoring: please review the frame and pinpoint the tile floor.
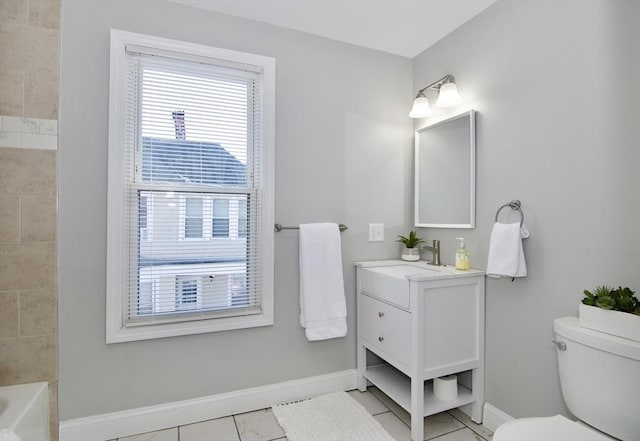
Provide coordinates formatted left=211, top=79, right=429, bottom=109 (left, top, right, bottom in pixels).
left=111, top=388, right=493, bottom=441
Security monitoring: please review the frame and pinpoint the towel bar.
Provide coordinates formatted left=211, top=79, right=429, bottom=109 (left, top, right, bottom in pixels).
left=495, top=200, right=524, bottom=226
left=274, top=223, right=348, bottom=232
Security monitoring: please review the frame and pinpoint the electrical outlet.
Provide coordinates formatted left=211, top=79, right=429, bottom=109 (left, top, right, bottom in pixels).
left=368, top=223, right=384, bottom=242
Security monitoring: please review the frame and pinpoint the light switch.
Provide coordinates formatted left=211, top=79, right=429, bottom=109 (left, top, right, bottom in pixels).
left=368, top=223, right=384, bottom=242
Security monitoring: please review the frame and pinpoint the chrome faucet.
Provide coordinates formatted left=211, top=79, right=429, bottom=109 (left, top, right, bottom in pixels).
left=422, top=239, right=441, bottom=266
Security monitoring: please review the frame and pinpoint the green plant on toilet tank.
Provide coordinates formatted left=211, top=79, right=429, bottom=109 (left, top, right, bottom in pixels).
left=579, top=285, right=640, bottom=343
left=397, top=231, right=424, bottom=262
left=582, top=285, right=640, bottom=315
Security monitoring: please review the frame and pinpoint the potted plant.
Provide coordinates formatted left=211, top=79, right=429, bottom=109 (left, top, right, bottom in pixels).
left=397, top=231, right=425, bottom=261
left=579, top=285, right=640, bottom=342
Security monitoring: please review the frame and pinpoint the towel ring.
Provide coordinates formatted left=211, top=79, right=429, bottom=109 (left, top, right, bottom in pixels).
left=495, top=200, right=524, bottom=226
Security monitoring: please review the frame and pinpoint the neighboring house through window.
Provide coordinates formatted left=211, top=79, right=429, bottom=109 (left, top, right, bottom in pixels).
left=212, top=199, right=230, bottom=238
left=106, top=30, right=275, bottom=343
left=184, top=197, right=204, bottom=239
left=176, top=275, right=200, bottom=310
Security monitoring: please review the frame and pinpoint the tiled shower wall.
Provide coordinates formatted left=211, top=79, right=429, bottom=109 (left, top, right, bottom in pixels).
left=0, top=0, right=60, bottom=439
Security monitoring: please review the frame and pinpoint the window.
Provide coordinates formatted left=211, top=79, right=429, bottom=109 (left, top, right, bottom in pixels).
left=184, top=197, right=204, bottom=239
left=176, top=275, right=200, bottom=310
left=106, top=30, right=275, bottom=343
left=212, top=199, right=230, bottom=238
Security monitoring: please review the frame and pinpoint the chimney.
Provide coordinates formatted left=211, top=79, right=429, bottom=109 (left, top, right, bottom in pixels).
left=172, top=110, right=186, bottom=140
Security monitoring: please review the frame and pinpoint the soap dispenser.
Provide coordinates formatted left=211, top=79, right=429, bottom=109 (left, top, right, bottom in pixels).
left=455, top=237, right=470, bottom=271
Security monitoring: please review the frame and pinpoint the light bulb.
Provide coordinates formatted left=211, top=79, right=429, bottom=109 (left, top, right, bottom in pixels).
left=409, top=96, right=432, bottom=118
left=436, top=82, right=462, bottom=107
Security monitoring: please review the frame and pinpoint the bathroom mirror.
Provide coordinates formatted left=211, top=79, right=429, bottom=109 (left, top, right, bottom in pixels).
left=415, top=110, right=476, bottom=228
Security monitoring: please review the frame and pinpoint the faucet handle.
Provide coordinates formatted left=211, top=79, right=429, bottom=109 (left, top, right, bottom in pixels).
left=420, top=239, right=439, bottom=249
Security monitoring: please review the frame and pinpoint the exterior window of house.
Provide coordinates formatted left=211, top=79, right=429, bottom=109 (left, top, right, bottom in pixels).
left=106, top=30, right=275, bottom=343
left=212, top=199, right=230, bottom=238
left=176, top=276, right=200, bottom=310
left=184, top=197, right=204, bottom=239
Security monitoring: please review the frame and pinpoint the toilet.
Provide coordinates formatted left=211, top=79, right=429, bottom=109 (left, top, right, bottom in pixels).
left=493, top=316, right=640, bottom=441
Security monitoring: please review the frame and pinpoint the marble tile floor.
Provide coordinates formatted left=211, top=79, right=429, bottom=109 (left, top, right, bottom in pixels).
left=109, top=387, right=493, bottom=441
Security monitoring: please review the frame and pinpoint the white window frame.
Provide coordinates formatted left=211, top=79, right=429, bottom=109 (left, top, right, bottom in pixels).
left=106, top=30, right=275, bottom=343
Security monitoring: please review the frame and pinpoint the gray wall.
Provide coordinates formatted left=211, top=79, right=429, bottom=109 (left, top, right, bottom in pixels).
left=413, top=0, right=640, bottom=418
left=58, top=0, right=412, bottom=420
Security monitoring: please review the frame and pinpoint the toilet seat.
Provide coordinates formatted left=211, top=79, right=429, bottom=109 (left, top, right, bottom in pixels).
left=493, top=415, right=613, bottom=441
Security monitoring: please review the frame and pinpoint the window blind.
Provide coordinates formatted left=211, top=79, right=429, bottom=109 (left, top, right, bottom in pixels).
left=122, top=47, right=264, bottom=326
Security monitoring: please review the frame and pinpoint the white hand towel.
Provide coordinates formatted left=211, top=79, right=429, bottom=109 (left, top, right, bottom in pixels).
left=486, top=222, right=528, bottom=278
left=299, top=223, right=347, bottom=341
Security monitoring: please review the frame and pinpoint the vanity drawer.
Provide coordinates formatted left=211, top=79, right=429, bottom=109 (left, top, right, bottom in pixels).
left=359, top=293, right=411, bottom=338
left=361, top=319, right=410, bottom=368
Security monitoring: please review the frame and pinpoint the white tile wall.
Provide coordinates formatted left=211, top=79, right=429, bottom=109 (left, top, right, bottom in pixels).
left=0, top=116, right=58, bottom=150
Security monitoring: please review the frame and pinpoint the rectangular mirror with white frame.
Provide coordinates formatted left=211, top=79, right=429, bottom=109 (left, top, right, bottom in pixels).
left=414, top=109, right=476, bottom=228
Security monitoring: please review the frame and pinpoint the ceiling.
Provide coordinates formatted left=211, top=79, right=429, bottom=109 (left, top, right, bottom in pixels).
left=167, top=0, right=496, bottom=58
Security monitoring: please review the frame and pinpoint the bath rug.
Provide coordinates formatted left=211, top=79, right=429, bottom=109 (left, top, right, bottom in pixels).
left=271, top=391, right=395, bottom=441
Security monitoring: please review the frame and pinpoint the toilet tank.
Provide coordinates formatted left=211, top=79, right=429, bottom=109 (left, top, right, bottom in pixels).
left=554, top=316, right=640, bottom=441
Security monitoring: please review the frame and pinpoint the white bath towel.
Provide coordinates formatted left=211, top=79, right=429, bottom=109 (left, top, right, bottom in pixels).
left=299, top=223, right=347, bottom=341
left=487, top=222, right=528, bottom=278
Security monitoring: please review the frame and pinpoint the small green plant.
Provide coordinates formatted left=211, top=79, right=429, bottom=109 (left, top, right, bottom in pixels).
left=582, top=285, right=640, bottom=315
left=396, top=231, right=425, bottom=249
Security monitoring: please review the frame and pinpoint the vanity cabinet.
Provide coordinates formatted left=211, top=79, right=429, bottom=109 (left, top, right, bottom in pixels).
left=355, top=260, right=485, bottom=441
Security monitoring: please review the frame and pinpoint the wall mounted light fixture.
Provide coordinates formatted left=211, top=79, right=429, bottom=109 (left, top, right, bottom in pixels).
left=409, top=74, right=462, bottom=118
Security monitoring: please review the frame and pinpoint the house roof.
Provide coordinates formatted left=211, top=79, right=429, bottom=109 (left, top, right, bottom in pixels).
left=141, top=137, right=247, bottom=186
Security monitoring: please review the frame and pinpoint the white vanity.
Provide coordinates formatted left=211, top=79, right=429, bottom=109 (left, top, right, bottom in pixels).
left=355, top=260, right=485, bottom=441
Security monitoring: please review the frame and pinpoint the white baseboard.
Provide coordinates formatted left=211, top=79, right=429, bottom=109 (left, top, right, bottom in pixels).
left=59, top=369, right=357, bottom=441
left=482, top=402, right=514, bottom=432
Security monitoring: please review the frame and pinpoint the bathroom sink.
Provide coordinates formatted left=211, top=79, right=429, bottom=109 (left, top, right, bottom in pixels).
left=355, top=260, right=483, bottom=282
left=356, top=261, right=484, bottom=309
left=364, top=264, right=438, bottom=280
